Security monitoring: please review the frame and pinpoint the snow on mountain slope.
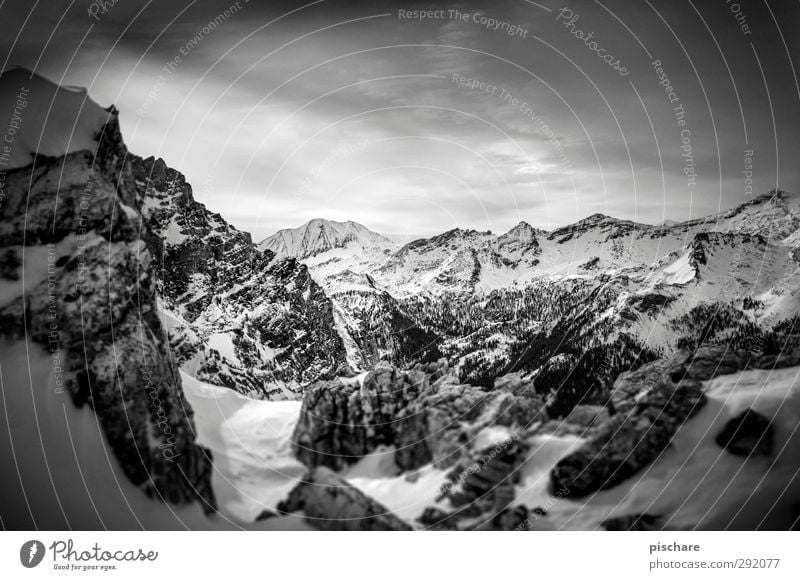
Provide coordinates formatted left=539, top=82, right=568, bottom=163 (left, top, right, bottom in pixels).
left=296, top=191, right=800, bottom=300
left=366, top=216, right=675, bottom=295
left=0, top=66, right=112, bottom=169
left=249, top=195, right=799, bottom=320
left=344, top=449, right=452, bottom=524
left=259, top=218, right=397, bottom=260
left=683, top=190, right=800, bottom=243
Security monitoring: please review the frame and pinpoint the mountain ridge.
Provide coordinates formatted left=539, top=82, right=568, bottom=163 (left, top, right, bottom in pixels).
left=258, top=190, right=799, bottom=265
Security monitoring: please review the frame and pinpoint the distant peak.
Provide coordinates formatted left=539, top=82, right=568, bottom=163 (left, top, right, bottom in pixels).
left=580, top=213, right=611, bottom=223
left=502, top=221, right=541, bottom=239
left=258, top=217, right=395, bottom=259
left=508, top=220, right=536, bottom=232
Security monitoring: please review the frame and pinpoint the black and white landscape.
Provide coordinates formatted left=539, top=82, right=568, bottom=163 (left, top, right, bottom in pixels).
left=1, top=0, right=799, bottom=531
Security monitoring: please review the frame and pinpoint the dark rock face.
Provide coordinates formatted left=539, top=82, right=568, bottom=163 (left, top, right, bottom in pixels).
left=277, top=467, right=412, bottom=531
left=131, top=156, right=349, bottom=398
left=688, top=234, right=708, bottom=269
left=716, top=409, right=774, bottom=457
left=132, top=156, right=266, bottom=312
left=601, top=513, right=663, bottom=531
left=0, top=112, right=215, bottom=510
left=291, top=361, right=545, bottom=473
left=626, top=292, right=676, bottom=314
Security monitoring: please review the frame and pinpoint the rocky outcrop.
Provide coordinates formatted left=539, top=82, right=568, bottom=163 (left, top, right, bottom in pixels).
left=277, top=467, right=412, bottom=531
left=421, top=434, right=530, bottom=530
left=716, top=409, right=774, bottom=457
left=132, top=156, right=349, bottom=398
left=292, top=361, right=545, bottom=473
left=550, top=386, right=705, bottom=499
left=0, top=111, right=215, bottom=510
left=550, top=351, right=709, bottom=498
left=550, top=345, right=800, bottom=498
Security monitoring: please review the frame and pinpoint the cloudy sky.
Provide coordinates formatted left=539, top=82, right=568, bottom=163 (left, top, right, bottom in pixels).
left=1, top=0, right=798, bottom=240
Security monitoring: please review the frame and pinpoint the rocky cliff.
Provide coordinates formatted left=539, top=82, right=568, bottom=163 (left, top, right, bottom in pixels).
left=0, top=92, right=215, bottom=511
left=132, top=156, right=349, bottom=399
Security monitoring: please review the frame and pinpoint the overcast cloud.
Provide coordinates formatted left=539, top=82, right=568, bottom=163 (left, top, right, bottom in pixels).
left=1, top=0, right=798, bottom=240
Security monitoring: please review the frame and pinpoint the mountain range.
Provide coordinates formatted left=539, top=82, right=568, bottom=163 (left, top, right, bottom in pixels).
left=118, top=150, right=800, bottom=405
left=247, top=194, right=800, bottom=400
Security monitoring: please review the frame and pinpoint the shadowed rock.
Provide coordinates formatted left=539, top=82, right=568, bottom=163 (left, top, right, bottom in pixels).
left=601, top=513, right=663, bottom=530
left=716, top=409, right=774, bottom=457
left=277, top=467, right=411, bottom=531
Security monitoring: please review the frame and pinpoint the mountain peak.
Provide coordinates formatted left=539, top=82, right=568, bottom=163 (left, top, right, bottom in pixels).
left=576, top=212, right=618, bottom=225
left=500, top=221, right=542, bottom=243
left=505, top=221, right=539, bottom=235
left=258, top=218, right=395, bottom=259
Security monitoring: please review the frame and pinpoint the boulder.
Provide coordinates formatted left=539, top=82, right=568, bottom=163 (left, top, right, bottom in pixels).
left=489, top=505, right=531, bottom=531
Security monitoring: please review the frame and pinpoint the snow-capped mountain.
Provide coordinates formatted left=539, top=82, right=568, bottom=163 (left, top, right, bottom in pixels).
left=259, top=218, right=396, bottom=260
left=259, top=193, right=800, bottom=397
left=277, top=195, right=799, bottom=299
